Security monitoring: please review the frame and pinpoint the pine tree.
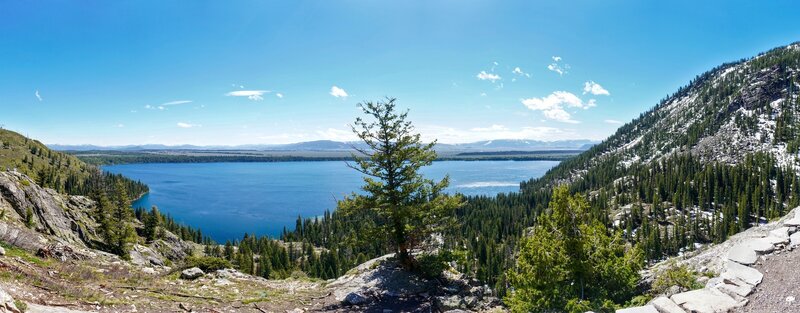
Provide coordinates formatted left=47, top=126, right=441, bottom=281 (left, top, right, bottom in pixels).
left=143, top=206, right=163, bottom=242
left=338, top=98, right=463, bottom=269
left=506, top=186, right=643, bottom=312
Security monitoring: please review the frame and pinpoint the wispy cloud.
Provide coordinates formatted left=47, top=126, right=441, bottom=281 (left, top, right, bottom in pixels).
left=476, top=71, right=501, bottom=83
left=276, top=93, right=284, bottom=99
left=35, top=90, right=43, bottom=101
left=316, top=127, right=357, bottom=141
left=470, top=124, right=509, bottom=132
left=583, top=81, right=610, bottom=96
left=116, top=124, right=124, bottom=128
left=512, top=67, right=531, bottom=78
left=547, top=56, right=569, bottom=76
left=143, top=100, right=193, bottom=111
left=177, top=122, right=200, bottom=128
left=604, top=119, right=623, bottom=124
left=521, top=91, right=596, bottom=123
left=330, top=86, right=348, bottom=98
left=227, top=90, right=269, bottom=100
left=418, top=125, right=579, bottom=143
left=162, top=100, right=193, bottom=106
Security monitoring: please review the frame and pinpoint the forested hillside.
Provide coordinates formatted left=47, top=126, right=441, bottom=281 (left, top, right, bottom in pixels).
left=0, top=128, right=148, bottom=196
left=280, top=42, right=800, bottom=295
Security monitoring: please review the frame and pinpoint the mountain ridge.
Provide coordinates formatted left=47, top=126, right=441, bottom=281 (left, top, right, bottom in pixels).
left=526, top=42, right=800, bottom=190
left=47, top=138, right=598, bottom=152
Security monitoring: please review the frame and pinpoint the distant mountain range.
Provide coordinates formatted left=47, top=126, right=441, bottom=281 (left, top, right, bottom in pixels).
left=48, top=139, right=598, bottom=152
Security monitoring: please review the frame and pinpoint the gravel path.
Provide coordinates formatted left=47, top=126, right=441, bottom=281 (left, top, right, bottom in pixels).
left=734, top=247, right=800, bottom=313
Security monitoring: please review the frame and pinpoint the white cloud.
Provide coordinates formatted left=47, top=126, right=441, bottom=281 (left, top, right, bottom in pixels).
left=604, top=119, right=623, bottom=124
left=329, top=86, right=348, bottom=98
left=116, top=124, right=124, bottom=128
left=476, top=71, right=501, bottom=82
left=547, top=63, right=568, bottom=76
left=418, top=125, right=579, bottom=143
left=144, top=100, right=193, bottom=110
left=227, top=90, right=269, bottom=100
left=35, top=90, right=43, bottom=101
left=276, top=93, right=284, bottom=99
left=521, top=91, right=596, bottom=123
left=512, top=67, right=531, bottom=78
left=470, top=124, right=509, bottom=132
left=547, top=57, right=569, bottom=76
left=583, top=81, right=610, bottom=96
left=316, top=128, right=357, bottom=141
left=177, top=122, right=200, bottom=128
left=162, top=100, right=193, bottom=106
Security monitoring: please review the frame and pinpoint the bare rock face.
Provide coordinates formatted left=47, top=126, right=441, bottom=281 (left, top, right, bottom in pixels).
left=0, top=222, right=50, bottom=253
left=130, top=244, right=166, bottom=266
left=151, top=230, right=195, bottom=262
left=0, top=171, right=99, bottom=248
left=0, top=171, right=192, bottom=267
left=327, top=253, right=502, bottom=312
left=0, top=287, right=21, bottom=313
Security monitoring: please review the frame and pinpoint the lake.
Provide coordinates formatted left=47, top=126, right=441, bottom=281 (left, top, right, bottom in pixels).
left=103, top=160, right=559, bottom=242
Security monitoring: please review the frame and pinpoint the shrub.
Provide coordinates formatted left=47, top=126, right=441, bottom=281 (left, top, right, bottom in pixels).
left=651, top=262, right=702, bottom=295
left=416, top=250, right=454, bottom=279
left=14, top=300, right=27, bottom=312
left=184, top=256, right=232, bottom=272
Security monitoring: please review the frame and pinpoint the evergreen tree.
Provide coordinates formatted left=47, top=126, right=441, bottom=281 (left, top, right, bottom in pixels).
left=506, top=186, right=643, bottom=312
left=143, top=206, right=163, bottom=242
left=338, top=98, right=463, bottom=269
left=107, top=180, right=137, bottom=259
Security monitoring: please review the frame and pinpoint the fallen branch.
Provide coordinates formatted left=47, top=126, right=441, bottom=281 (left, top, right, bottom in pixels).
left=113, top=285, right=222, bottom=301
left=253, top=303, right=268, bottom=313
left=310, top=291, right=332, bottom=300
left=43, top=301, right=80, bottom=307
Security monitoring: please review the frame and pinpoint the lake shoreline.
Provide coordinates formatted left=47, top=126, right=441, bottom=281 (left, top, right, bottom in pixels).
left=104, top=160, right=560, bottom=242
left=77, top=149, right=582, bottom=165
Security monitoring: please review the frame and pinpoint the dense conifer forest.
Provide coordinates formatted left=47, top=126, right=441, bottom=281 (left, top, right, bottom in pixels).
left=275, top=43, right=800, bottom=299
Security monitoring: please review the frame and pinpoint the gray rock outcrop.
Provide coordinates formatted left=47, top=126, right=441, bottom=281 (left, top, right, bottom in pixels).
left=619, top=206, right=800, bottom=313
left=181, top=267, right=205, bottom=280
left=0, top=287, right=21, bottom=313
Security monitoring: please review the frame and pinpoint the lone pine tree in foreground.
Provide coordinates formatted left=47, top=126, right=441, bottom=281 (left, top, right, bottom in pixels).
left=339, top=98, right=462, bottom=270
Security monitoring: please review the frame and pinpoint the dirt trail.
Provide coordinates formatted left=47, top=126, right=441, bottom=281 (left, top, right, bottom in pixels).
left=734, top=247, right=800, bottom=313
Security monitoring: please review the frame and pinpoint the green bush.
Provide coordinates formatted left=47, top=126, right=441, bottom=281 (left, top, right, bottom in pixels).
left=416, top=251, right=454, bottom=279
left=651, top=262, right=702, bottom=295
left=184, top=256, right=232, bottom=272
left=14, top=300, right=27, bottom=312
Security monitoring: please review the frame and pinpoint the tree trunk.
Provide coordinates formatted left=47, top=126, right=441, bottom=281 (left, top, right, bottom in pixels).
left=394, top=216, right=414, bottom=270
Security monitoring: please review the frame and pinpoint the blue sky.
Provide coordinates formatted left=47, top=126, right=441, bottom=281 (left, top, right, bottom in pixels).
left=1, top=1, right=799, bottom=146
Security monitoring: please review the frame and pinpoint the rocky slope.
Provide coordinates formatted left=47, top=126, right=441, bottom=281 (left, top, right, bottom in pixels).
left=0, top=168, right=502, bottom=312
left=0, top=170, right=191, bottom=266
left=530, top=42, right=800, bottom=189
left=618, top=206, right=800, bottom=313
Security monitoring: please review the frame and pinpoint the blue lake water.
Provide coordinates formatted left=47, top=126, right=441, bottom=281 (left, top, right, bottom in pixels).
left=103, top=160, right=558, bottom=242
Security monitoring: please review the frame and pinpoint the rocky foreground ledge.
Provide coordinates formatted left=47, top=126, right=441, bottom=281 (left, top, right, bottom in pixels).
left=619, top=207, right=800, bottom=313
